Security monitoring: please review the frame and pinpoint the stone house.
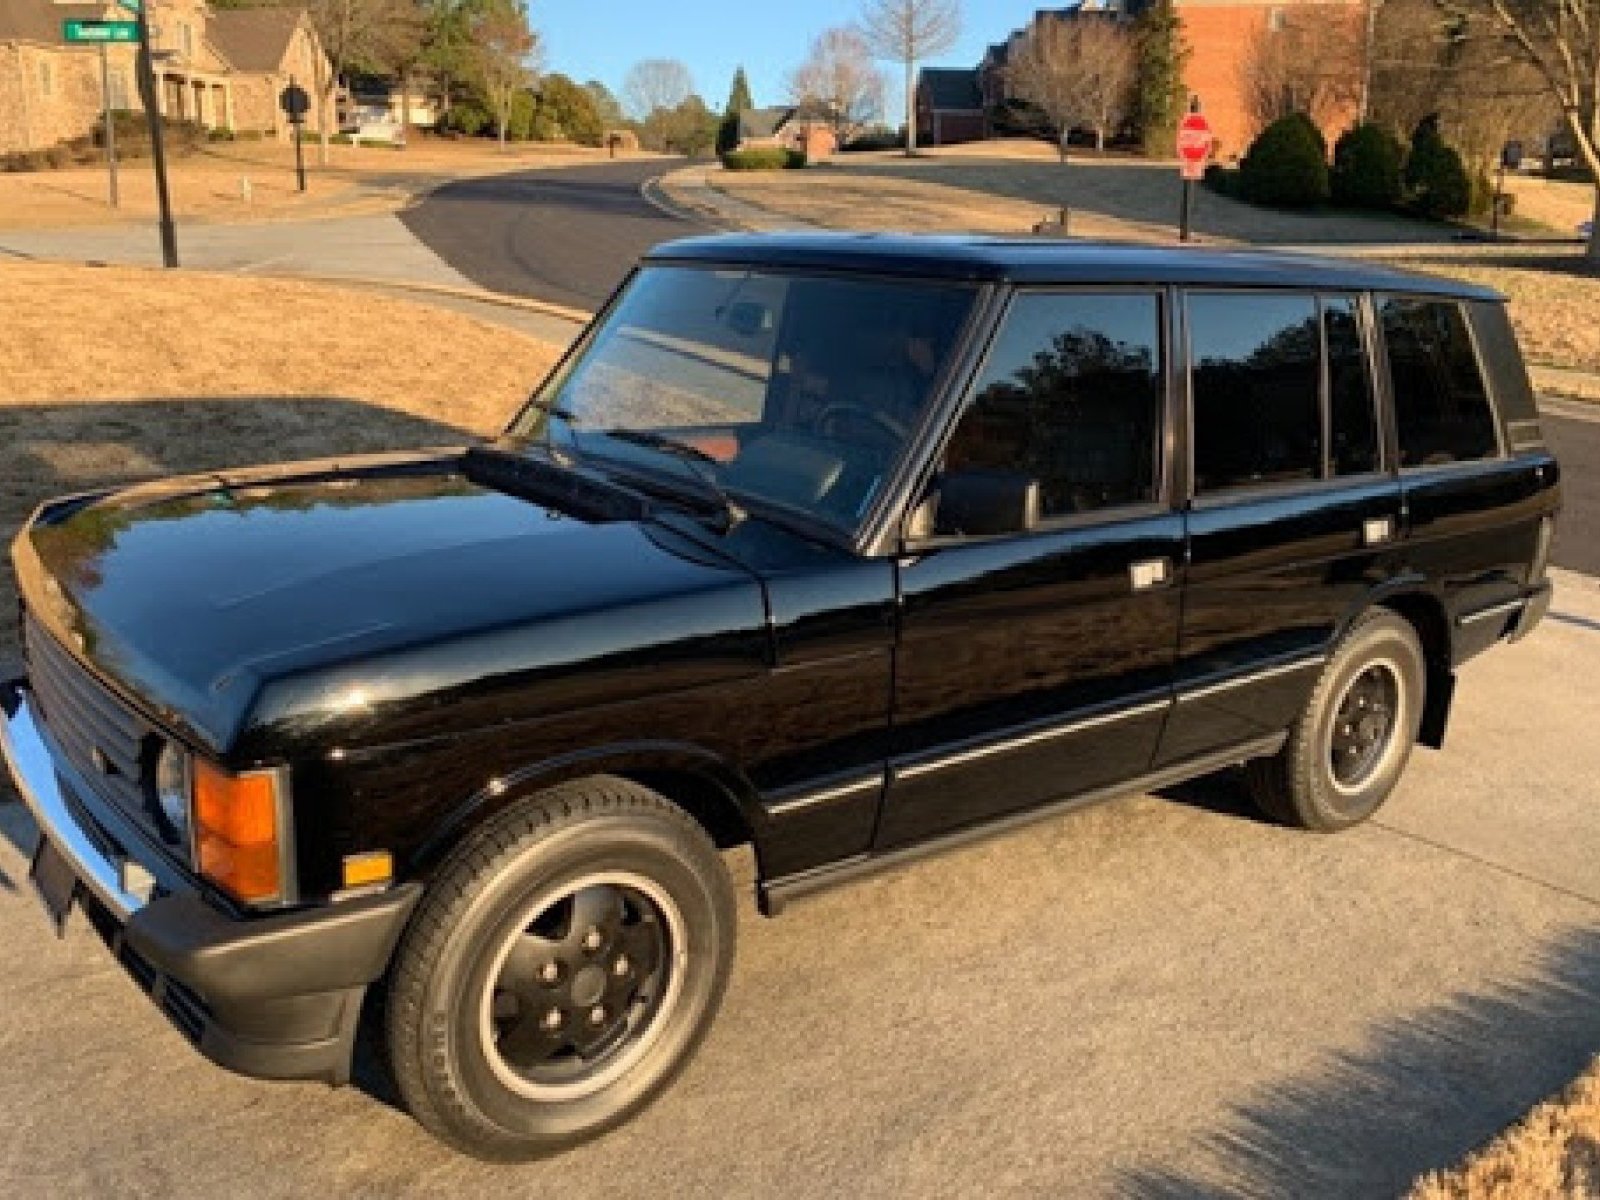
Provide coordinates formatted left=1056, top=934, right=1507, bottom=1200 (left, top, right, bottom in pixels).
left=916, top=0, right=1364, bottom=157
left=0, top=0, right=329, bottom=154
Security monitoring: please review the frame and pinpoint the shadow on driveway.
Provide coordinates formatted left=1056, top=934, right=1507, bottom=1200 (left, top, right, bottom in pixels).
left=1120, top=923, right=1600, bottom=1197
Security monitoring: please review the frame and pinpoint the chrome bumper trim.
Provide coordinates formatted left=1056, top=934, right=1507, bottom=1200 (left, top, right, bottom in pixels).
left=0, top=685, right=145, bottom=922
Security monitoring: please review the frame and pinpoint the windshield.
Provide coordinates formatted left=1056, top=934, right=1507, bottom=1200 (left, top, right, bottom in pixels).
left=509, top=265, right=978, bottom=535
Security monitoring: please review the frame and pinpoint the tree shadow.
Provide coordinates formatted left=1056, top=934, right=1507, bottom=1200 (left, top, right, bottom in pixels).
left=1119, top=924, right=1600, bottom=1197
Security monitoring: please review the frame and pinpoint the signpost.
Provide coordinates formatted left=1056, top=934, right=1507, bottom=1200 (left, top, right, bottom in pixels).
left=63, top=22, right=129, bottom=209
left=131, top=1, right=178, bottom=266
left=1176, top=102, right=1212, bottom=243
left=280, top=80, right=311, bottom=193
left=1493, top=140, right=1523, bottom=241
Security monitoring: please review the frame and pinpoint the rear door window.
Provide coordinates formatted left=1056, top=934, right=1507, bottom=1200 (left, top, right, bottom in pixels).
left=1189, top=293, right=1322, bottom=494
left=1379, top=297, right=1500, bottom=467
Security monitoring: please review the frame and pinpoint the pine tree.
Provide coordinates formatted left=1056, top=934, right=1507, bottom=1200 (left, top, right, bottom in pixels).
left=718, top=65, right=754, bottom=155
left=1133, top=0, right=1188, bottom=157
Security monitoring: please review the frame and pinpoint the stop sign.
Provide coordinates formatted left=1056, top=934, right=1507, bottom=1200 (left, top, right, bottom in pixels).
left=1177, top=111, right=1212, bottom=179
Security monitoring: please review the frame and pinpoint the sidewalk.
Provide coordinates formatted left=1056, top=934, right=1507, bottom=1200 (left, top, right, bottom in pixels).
left=651, top=165, right=818, bottom=233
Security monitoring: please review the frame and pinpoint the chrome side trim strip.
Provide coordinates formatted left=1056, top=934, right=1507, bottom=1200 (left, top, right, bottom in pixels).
left=1175, top=655, right=1327, bottom=704
left=895, top=698, right=1171, bottom=782
left=0, top=688, right=145, bottom=922
left=1457, top=598, right=1525, bottom=627
left=764, top=775, right=882, bottom=818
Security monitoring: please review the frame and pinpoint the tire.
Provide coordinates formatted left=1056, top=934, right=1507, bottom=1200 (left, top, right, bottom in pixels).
left=1245, top=609, right=1426, bottom=832
left=385, top=776, right=737, bottom=1161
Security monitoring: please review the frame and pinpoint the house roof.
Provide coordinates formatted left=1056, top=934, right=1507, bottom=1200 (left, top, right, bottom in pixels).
left=209, top=6, right=305, bottom=74
left=645, top=233, right=1503, bottom=301
left=0, top=1, right=114, bottom=45
left=918, top=68, right=983, bottom=112
left=738, top=106, right=793, bottom=139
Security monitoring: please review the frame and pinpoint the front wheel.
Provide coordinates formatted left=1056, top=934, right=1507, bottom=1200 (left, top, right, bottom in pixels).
left=1246, top=609, right=1426, bottom=831
left=385, top=777, right=737, bottom=1161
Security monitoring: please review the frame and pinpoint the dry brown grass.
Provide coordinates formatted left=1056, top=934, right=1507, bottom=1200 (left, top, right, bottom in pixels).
left=0, top=139, right=659, bottom=228
left=1409, top=1057, right=1600, bottom=1199
left=1502, top=174, right=1595, bottom=237
left=0, top=262, right=559, bottom=666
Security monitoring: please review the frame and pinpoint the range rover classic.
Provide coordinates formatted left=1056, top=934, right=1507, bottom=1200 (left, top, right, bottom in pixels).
left=1, top=235, right=1559, bottom=1160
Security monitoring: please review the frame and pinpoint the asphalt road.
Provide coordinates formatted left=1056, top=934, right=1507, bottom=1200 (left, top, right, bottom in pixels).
left=3, top=569, right=1599, bottom=1197
left=399, top=159, right=701, bottom=312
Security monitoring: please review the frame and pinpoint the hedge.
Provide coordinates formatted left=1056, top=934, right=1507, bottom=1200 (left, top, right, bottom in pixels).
left=1238, top=113, right=1329, bottom=208
left=720, top=147, right=806, bottom=171
left=1331, top=123, right=1403, bottom=210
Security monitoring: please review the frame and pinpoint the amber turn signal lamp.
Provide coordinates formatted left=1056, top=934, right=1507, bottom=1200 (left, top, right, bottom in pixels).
left=341, top=850, right=393, bottom=891
left=194, top=760, right=283, bottom=904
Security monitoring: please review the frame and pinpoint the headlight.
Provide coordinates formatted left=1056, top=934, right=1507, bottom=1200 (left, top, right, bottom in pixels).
left=154, top=742, right=191, bottom=843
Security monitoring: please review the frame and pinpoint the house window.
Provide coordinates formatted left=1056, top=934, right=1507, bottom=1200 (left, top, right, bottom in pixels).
left=1267, top=7, right=1286, bottom=31
left=39, top=61, right=53, bottom=98
left=181, top=22, right=194, bottom=57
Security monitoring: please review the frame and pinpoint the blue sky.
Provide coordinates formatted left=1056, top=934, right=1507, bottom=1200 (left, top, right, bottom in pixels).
left=536, top=0, right=1049, bottom=122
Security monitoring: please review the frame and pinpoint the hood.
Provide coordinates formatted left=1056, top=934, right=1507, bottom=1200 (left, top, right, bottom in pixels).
left=16, top=452, right=770, bottom=757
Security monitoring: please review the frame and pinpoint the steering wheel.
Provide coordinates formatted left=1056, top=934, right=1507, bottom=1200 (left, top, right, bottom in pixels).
left=816, top=402, right=907, bottom=446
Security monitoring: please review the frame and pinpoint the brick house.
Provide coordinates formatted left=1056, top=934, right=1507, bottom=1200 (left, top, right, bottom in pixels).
left=0, top=0, right=329, bottom=154
left=914, top=68, right=987, bottom=146
left=916, top=0, right=1364, bottom=157
left=737, top=105, right=838, bottom=160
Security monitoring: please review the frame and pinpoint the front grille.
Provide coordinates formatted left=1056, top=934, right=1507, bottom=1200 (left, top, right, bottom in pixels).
left=22, top=613, right=186, bottom=857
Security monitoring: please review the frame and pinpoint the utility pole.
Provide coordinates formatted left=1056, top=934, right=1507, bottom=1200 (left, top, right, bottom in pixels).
left=131, top=0, right=178, bottom=266
left=98, top=43, right=119, bottom=208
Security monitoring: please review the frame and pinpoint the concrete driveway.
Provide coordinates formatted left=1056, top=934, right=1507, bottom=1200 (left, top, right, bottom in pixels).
left=1, top=568, right=1596, bottom=1196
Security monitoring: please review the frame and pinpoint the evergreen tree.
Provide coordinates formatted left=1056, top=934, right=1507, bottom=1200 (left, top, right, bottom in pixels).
left=1133, top=0, right=1188, bottom=156
left=718, top=66, right=754, bottom=155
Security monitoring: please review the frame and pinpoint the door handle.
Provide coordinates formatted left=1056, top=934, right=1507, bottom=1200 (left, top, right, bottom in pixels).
left=1129, top=558, right=1171, bottom=591
left=1363, top=517, right=1395, bottom=547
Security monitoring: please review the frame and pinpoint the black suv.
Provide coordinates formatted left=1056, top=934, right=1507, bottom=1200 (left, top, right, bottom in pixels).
left=1, top=235, right=1559, bottom=1159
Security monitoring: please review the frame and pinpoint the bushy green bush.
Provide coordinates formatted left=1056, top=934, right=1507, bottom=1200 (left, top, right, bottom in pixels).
left=1331, top=123, right=1403, bottom=209
left=1202, top=162, right=1242, bottom=198
left=97, top=112, right=207, bottom=155
left=720, top=146, right=806, bottom=170
left=208, top=127, right=237, bottom=142
left=1238, top=112, right=1329, bottom=208
left=1404, top=116, right=1470, bottom=218
left=437, top=101, right=491, bottom=138
left=236, top=129, right=266, bottom=142
left=844, top=128, right=904, bottom=152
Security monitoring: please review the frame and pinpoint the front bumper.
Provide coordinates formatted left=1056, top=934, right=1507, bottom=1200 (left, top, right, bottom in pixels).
left=1, top=678, right=421, bottom=1085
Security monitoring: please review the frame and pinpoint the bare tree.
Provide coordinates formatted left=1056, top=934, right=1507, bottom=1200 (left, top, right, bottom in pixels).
left=1240, top=7, right=1365, bottom=136
left=787, top=27, right=887, bottom=144
left=306, top=0, right=421, bottom=163
left=859, top=0, right=961, bottom=153
left=622, top=58, right=694, bottom=121
left=1006, top=15, right=1137, bottom=154
left=468, top=0, right=539, bottom=149
left=1439, top=0, right=1600, bottom=255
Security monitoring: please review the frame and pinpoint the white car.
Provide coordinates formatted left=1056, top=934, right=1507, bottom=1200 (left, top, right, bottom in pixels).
left=340, top=119, right=406, bottom=146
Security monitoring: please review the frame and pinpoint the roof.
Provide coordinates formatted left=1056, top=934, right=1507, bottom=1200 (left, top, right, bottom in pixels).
left=0, top=1, right=111, bottom=45
left=739, top=106, right=793, bottom=140
left=644, top=234, right=1503, bottom=300
left=209, top=6, right=305, bottom=74
left=918, top=68, right=983, bottom=112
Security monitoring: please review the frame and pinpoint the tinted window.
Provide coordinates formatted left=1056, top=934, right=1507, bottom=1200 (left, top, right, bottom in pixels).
left=945, top=292, right=1163, bottom=518
left=1190, top=293, right=1322, bottom=493
left=1324, top=297, right=1379, bottom=475
left=1380, top=297, right=1499, bottom=467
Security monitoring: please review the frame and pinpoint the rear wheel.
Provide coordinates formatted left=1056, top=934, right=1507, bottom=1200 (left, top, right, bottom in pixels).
left=385, top=776, right=736, bottom=1161
left=1246, top=609, right=1426, bottom=831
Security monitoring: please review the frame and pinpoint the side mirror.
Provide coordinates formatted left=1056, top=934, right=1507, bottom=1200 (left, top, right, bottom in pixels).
left=725, top=301, right=771, bottom=338
left=927, top=468, right=1041, bottom=537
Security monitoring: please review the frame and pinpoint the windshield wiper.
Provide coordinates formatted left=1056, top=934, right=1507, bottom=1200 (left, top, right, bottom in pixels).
left=600, top=429, right=746, bottom=533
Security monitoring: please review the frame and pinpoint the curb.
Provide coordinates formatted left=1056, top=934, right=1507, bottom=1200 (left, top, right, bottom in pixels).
left=284, top=272, right=592, bottom=324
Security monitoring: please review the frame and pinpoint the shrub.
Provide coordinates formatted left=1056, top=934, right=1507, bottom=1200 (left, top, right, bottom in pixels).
left=98, top=112, right=206, bottom=155
left=236, top=129, right=266, bottom=142
left=1237, top=112, right=1329, bottom=208
left=208, top=127, right=237, bottom=142
left=1202, top=162, right=1242, bottom=198
left=844, top=128, right=904, bottom=152
left=437, top=101, right=491, bottom=138
left=720, top=146, right=806, bottom=170
left=506, top=91, right=536, bottom=141
left=1405, top=116, right=1470, bottom=218
left=1331, top=123, right=1403, bottom=209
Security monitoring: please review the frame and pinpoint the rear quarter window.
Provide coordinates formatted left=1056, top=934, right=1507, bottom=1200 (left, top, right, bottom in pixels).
left=1379, top=297, right=1501, bottom=467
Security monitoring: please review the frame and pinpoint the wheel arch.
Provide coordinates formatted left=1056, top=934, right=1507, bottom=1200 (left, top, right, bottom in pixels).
left=1354, top=583, right=1455, bottom=750
left=414, top=742, right=765, bottom=880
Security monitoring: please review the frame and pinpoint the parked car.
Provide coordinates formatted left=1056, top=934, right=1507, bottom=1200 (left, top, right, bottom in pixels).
left=339, top=118, right=406, bottom=146
left=1, top=235, right=1560, bottom=1160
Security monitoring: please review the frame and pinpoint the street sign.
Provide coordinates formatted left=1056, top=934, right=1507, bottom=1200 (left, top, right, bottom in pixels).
left=63, top=19, right=139, bottom=43
left=115, top=0, right=142, bottom=10
left=279, top=83, right=311, bottom=121
left=1177, top=111, right=1212, bottom=180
